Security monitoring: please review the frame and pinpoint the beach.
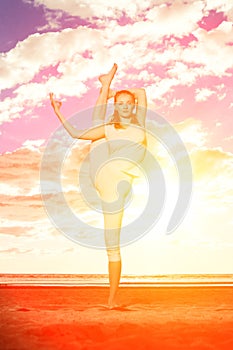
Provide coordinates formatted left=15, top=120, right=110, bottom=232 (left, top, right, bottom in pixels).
left=1, top=286, right=233, bottom=350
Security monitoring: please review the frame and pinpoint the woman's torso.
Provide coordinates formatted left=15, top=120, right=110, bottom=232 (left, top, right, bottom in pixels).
left=89, top=120, right=146, bottom=185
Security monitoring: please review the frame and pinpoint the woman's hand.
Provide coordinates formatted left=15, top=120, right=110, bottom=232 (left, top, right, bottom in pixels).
left=49, top=93, right=62, bottom=112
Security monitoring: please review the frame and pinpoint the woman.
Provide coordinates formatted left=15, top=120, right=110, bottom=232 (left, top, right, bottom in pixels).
left=50, top=63, right=147, bottom=308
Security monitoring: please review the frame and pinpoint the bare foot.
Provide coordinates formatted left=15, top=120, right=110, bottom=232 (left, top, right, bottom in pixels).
left=108, top=303, right=121, bottom=310
left=108, top=303, right=120, bottom=309
left=108, top=296, right=120, bottom=309
left=99, top=63, right=118, bottom=87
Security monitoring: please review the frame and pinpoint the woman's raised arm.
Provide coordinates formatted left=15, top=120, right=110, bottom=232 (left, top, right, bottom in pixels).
left=49, top=93, right=105, bottom=141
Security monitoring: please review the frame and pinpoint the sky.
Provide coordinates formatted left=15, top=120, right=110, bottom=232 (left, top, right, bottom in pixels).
left=0, top=0, right=233, bottom=275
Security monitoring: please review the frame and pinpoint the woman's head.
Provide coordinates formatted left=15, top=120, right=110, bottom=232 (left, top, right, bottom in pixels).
left=109, top=90, right=139, bottom=129
left=114, top=90, right=135, bottom=119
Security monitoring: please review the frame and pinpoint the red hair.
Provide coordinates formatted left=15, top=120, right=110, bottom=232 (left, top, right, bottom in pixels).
left=109, top=90, right=139, bottom=129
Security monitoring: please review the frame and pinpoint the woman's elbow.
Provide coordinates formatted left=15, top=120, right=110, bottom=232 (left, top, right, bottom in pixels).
left=138, top=88, right=146, bottom=94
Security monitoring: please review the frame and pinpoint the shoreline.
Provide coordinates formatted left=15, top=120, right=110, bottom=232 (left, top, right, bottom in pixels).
left=1, top=283, right=233, bottom=288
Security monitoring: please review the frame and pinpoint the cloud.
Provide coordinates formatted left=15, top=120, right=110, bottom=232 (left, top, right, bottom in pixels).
left=170, top=98, right=184, bottom=107
left=183, top=21, right=233, bottom=76
left=205, top=0, right=233, bottom=17
left=103, top=1, right=204, bottom=49
left=0, top=226, right=37, bottom=238
left=24, top=0, right=155, bottom=20
left=0, top=248, right=33, bottom=255
left=145, top=118, right=233, bottom=218
left=0, top=96, right=25, bottom=124
left=145, top=1, right=204, bottom=36
left=0, top=27, right=104, bottom=92
left=1, top=1, right=232, bottom=127
left=0, top=193, right=46, bottom=223
left=0, top=26, right=112, bottom=124
left=0, top=244, right=76, bottom=256
left=146, top=77, right=181, bottom=102
left=167, top=62, right=205, bottom=86
left=195, top=87, right=215, bottom=101
left=174, top=118, right=209, bottom=148
left=22, top=139, right=45, bottom=148
left=36, top=9, right=64, bottom=31
left=0, top=138, right=94, bottom=234
left=191, top=147, right=233, bottom=206
left=194, top=82, right=229, bottom=102
left=2, top=1, right=229, bottom=95
left=0, top=146, right=42, bottom=196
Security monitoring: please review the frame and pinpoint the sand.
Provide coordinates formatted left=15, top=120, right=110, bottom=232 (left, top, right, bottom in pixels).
left=1, top=286, right=233, bottom=349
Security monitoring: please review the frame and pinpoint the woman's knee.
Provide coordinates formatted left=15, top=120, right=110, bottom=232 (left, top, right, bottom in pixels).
left=107, top=248, right=121, bottom=262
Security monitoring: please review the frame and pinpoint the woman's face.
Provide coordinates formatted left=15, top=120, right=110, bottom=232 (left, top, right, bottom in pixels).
left=115, top=93, right=135, bottom=118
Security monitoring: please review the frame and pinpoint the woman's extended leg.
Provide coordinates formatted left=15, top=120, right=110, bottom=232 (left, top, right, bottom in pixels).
left=92, top=63, right=117, bottom=125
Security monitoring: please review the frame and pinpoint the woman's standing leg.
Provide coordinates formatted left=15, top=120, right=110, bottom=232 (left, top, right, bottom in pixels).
left=100, top=176, right=132, bottom=308
left=102, top=202, right=124, bottom=308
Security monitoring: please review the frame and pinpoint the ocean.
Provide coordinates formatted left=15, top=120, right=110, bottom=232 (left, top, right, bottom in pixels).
left=1, top=274, right=233, bottom=287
